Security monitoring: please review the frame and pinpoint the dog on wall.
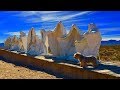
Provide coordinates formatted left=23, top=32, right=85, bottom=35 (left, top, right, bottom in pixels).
left=73, top=52, right=99, bottom=68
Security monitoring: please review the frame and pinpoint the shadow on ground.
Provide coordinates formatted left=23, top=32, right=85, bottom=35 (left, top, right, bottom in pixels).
left=85, top=63, right=120, bottom=74
left=44, top=55, right=80, bottom=65
left=43, top=55, right=120, bottom=75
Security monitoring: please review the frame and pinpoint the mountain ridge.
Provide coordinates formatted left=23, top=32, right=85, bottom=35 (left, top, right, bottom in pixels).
left=101, top=40, right=120, bottom=46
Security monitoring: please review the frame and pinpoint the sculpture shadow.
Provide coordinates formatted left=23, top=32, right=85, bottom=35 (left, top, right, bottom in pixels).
left=26, top=54, right=36, bottom=57
left=44, top=55, right=80, bottom=65
left=44, top=55, right=120, bottom=75
left=85, top=63, right=120, bottom=74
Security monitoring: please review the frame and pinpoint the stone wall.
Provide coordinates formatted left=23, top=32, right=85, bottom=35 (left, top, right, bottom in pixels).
left=0, top=49, right=119, bottom=79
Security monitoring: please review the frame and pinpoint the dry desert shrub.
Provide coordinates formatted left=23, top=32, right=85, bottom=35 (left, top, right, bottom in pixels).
left=99, top=45, right=120, bottom=61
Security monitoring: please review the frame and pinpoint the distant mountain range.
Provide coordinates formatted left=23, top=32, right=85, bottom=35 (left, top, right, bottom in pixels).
left=0, top=40, right=120, bottom=48
left=0, top=43, right=4, bottom=49
left=101, top=40, right=120, bottom=46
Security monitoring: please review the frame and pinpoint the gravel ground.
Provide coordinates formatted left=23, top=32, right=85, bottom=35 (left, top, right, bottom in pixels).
left=0, top=60, right=62, bottom=79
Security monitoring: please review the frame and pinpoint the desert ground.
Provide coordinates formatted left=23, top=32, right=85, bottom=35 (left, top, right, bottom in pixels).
left=99, top=45, right=120, bottom=62
left=0, top=60, right=63, bottom=79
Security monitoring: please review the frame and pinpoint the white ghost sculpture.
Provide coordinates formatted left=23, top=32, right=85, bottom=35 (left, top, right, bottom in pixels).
left=57, top=24, right=82, bottom=57
left=75, top=23, right=102, bottom=58
left=27, top=27, right=46, bottom=56
left=18, top=31, right=27, bottom=53
left=4, top=22, right=102, bottom=61
left=47, top=21, right=67, bottom=56
left=20, top=31, right=26, bottom=37
left=40, top=29, right=51, bottom=54
left=4, top=36, right=13, bottom=50
left=10, top=35, right=19, bottom=51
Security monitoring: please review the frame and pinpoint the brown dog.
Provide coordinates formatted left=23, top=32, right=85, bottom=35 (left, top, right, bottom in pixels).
left=74, top=52, right=99, bottom=68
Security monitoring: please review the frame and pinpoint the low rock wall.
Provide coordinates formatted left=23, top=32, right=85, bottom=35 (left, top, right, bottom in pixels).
left=0, top=49, right=119, bottom=79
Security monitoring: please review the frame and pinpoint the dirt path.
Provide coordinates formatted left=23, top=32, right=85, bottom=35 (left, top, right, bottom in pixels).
left=0, top=60, right=62, bottom=79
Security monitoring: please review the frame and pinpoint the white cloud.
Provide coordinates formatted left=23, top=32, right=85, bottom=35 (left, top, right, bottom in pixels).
left=102, top=34, right=120, bottom=41
left=41, top=11, right=92, bottom=22
left=5, top=32, right=20, bottom=36
left=100, top=27, right=120, bottom=35
left=102, top=37, right=120, bottom=41
left=4, top=29, right=41, bottom=38
left=16, top=11, right=93, bottom=23
left=16, top=11, right=62, bottom=17
left=15, top=11, right=37, bottom=17
left=59, top=11, right=92, bottom=21
left=37, top=11, right=62, bottom=14
left=41, top=15, right=56, bottom=21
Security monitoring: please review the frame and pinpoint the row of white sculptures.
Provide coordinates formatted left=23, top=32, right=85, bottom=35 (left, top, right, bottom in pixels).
left=4, top=21, right=102, bottom=60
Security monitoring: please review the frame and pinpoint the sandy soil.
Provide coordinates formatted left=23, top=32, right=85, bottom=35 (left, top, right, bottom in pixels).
left=0, top=60, right=62, bottom=79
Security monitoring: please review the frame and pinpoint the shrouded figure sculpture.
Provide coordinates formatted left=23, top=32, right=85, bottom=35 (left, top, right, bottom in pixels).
left=9, top=35, right=19, bottom=51
left=47, top=21, right=67, bottom=56
left=4, top=36, right=13, bottom=50
left=4, top=22, right=102, bottom=63
left=18, top=31, right=27, bottom=53
left=27, top=27, right=47, bottom=56
left=75, top=23, right=102, bottom=58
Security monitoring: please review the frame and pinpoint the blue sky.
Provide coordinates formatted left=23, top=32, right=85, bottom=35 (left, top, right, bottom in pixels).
left=0, top=11, right=120, bottom=43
